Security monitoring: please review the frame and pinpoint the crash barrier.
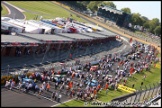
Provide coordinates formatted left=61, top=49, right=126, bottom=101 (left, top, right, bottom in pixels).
left=111, top=92, right=136, bottom=102
left=118, top=84, right=136, bottom=93
left=141, top=95, right=161, bottom=107
left=111, top=82, right=161, bottom=107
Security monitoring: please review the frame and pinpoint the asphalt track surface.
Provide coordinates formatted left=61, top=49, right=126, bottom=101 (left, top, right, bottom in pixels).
left=2, top=1, right=25, bottom=19
left=1, top=87, right=56, bottom=107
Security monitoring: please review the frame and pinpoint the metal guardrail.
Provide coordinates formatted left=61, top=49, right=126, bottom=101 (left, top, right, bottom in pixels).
left=111, top=83, right=161, bottom=107
left=142, top=95, right=161, bottom=107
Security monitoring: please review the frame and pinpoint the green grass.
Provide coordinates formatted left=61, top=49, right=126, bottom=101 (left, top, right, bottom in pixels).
left=123, top=63, right=161, bottom=90
left=1, top=4, right=8, bottom=16
left=7, top=1, right=87, bottom=23
left=57, top=90, right=128, bottom=107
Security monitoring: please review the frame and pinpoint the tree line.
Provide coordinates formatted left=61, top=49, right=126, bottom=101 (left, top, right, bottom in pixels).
left=59, top=1, right=161, bottom=36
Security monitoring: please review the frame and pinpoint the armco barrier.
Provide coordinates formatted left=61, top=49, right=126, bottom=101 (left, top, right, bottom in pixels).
left=141, top=95, right=161, bottom=107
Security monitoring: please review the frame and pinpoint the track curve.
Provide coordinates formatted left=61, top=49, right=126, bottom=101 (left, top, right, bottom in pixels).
left=2, top=1, right=25, bottom=19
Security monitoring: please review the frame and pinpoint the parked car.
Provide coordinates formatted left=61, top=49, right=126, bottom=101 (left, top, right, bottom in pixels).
left=51, top=75, right=65, bottom=83
left=22, top=78, right=35, bottom=84
left=86, top=79, right=98, bottom=87
left=22, top=78, right=36, bottom=90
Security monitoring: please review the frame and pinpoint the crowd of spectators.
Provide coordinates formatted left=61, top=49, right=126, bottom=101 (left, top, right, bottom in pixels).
left=5, top=41, right=159, bottom=103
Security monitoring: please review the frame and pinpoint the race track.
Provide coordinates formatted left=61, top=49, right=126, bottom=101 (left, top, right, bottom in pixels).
left=2, top=1, right=25, bottom=19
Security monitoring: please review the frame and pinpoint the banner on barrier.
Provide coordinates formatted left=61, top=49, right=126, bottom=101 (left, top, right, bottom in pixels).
left=118, top=84, right=136, bottom=93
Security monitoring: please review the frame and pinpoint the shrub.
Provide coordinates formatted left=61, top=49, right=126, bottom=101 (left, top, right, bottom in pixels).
left=1, top=75, right=13, bottom=85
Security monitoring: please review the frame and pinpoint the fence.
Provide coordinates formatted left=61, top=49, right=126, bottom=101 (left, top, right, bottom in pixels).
left=111, top=82, right=161, bottom=107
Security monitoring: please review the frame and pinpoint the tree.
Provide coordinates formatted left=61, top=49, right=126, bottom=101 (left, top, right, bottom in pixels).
left=141, top=16, right=149, bottom=21
left=79, top=1, right=90, bottom=7
left=121, top=7, right=131, bottom=14
left=149, top=18, right=160, bottom=33
left=143, top=21, right=150, bottom=29
left=141, top=16, right=149, bottom=25
left=99, top=1, right=116, bottom=8
left=150, top=18, right=160, bottom=26
left=87, top=1, right=102, bottom=12
left=130, top=13, right=143, bottom=25
left=154, top=26, right=161, bottom=36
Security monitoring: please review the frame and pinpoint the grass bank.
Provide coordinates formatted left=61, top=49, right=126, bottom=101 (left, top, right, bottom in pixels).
left=1, top=4, right=8, bottom=16
left=7, top=1, right=87, bottom=23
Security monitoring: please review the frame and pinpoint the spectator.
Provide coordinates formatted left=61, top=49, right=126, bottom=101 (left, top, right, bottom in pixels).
left=143, top=75, right=146, bottom=80
left=106, top=89, right=108, bottom=95
left=55, top=82, right=58, bottom=90
left=18, top=81, right=23, bottom=91
left=34, top=84, right=39, bottom=94
left=51, top=91, right=55, bottom=100
left=55, top=92, right=58, bottom=101
left=5, top=80, right=10, bottom=89
left=46, top=82, right=50, bottom=91
left=10, top=79, right=15, bottom=90
left=58, top=94, right=62, bottom=102
left=39, top=86, right=44, bottom=95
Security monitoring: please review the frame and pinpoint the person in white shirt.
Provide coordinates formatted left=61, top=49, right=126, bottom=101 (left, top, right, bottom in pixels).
left=55, top=92, right=58, bottom=101
left=5, top=81, right=10, bottom=89
left=18, top=81, right=23, bottom=90
left=58, top=94, right=62, bottom=102
left=10, top=80, right=15, bottom=90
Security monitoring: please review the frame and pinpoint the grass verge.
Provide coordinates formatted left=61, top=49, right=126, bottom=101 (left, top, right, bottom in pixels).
left=1, top=4, right=8, bottom=16
left=7, top=1, right=87, bottom=23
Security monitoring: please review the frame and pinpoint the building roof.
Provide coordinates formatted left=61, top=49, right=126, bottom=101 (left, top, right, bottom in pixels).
left=1, top=30, right=116, bottom=46
left=81, top=31, right=116, bottom=38
left=98, top=5, right=123, bottom=15
left=1, top=34, right=40, bottom=43
left=18, top=33, right=73, bottom=42
left=97, top=30, right=117, bottom=36
left=2, top=21, right=24, bottom=28
left=57, top=33, right=94, bottom=40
